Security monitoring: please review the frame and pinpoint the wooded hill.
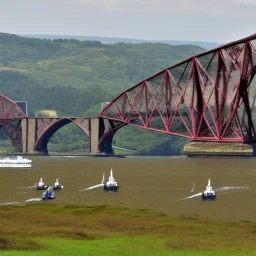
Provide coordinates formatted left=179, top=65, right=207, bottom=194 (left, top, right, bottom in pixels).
left=22, top=34, right=221, bottom=49
left=0, top=32, right=204, bottom=155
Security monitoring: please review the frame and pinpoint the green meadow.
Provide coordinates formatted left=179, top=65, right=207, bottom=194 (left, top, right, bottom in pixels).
left=1, top=204, right=256, bottom=255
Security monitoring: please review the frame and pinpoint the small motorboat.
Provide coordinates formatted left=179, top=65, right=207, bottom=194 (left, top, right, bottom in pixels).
left=53, top=178, right=64, bottom=190
left=104, top=169, right=119, bottom=191
left=36, top=177, right=48, bottom=190
left=79, top=168, right=119, bottom=192
left=42, top=186, right=55, bottom=200
left=202, top=178, right=216, bottom=200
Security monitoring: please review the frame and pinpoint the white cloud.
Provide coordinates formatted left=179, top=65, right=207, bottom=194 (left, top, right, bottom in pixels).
left=70, top=0, right=122, bottom=11
left=231, top=0, right=256, bottom=6
left=68, top=0, right=255, bottom=17
left=0, top=0, right=255, bottom=42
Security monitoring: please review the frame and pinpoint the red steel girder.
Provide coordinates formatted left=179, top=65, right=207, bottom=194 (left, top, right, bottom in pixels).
left=0, top=94, right=27, bottom=119
left=0, top=94, right=27, bottom=146
left=99, top=34, right=256, bottom=143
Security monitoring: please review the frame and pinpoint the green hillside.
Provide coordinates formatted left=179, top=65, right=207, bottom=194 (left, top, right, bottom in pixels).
left=21, top=34, right=221, bottom=49
left=0, top=32, right=203, bottom=155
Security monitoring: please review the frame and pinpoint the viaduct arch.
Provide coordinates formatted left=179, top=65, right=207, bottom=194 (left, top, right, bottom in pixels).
left=21, top=117, right=109, bottom=155
left=33, top=118, right=90, bottom=155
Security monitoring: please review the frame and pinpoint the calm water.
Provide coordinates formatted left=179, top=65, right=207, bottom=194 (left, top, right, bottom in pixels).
left=0, top=156, right=256, bottom=222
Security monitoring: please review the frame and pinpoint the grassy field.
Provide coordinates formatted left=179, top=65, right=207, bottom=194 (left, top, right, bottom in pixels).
left=1, top=204, right=256, bottom=255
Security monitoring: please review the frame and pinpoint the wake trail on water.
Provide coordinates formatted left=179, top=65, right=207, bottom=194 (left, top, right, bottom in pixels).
left=215, top=186, right=250, bottom=192
left=0, top=198, right=42, bottom=206
left=79, top=184, right=104, bottom=191
left=25, top=198, right=42, bottom=202
left=181, top=192, right=202, bottom=200
left=0, top=201, right=21, bottom=206
left=181, top=186, right=249, bottom=200
left=19, top=185, right=36, bottom=189
left=191, top=182, right=195, bottom=192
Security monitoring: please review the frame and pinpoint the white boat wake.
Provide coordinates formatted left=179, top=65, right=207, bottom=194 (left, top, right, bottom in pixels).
left=79, top=172, right=105, bottom=191
left=181, top=192, right=202, bottom=200
left=181, top=186, right=250, bottom=200
left=16, top=192, right=29, bottom=195
left=25, top=198, right=42, bottom=202
left=79, top=184, right=104, bottom=191
left=19, top=185, right=36, bottom=189
left=0, top=201, right=21, bottom=206
left=191, top=182, right=196, bottom=192
left=215, top=186, right=249, bottom=192
left=0, top=198, right=43, bottom=206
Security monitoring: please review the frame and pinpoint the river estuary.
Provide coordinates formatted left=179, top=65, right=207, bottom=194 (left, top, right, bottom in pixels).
left=0, top=155, right=256, bottom=222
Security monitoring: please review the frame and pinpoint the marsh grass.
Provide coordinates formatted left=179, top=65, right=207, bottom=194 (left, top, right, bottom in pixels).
left=1, top=204, right=256, bottom=255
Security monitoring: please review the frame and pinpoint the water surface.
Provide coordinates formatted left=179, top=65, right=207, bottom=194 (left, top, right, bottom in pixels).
left=0, top=155, right=255, bottom=222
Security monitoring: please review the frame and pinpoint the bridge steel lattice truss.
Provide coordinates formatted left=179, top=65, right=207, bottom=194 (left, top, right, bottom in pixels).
left=0, top=94, right=27, bottom=146
left=99, top=34, right=256, bottom=143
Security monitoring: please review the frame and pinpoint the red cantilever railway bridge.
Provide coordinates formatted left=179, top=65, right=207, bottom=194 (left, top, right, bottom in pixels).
left=1, top=34, right=256, bottom=155
left=99, top=34, right=256, bottom=144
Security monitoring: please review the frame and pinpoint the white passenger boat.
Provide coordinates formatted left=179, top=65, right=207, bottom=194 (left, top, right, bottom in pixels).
left=0, top=156, right=32, bottom=168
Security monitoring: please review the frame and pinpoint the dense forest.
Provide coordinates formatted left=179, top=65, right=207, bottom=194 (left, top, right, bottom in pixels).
left=0, top=32, right=204, bottom=155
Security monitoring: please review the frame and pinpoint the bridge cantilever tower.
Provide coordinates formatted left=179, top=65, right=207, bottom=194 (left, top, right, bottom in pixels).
left=99, top=34, right=256, bottom=154
left=0, top=94, right=27, bottom=146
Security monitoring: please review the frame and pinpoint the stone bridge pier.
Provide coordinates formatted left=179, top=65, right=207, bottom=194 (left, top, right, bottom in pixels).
left=21, top=117, right=115, bottom=155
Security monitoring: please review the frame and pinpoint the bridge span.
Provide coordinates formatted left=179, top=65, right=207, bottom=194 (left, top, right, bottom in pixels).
left=1, top=34, right=256, bottom=155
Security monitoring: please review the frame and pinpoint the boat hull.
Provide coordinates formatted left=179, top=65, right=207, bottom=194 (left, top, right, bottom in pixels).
left=36, top=186, right=48, bottom=190
left=53, top=185, right=64, bottom=190
left=0, top=164, right=32, bottom=168
left=104, top=185, right=119, bottom=191
left=42, top=195, right=55, bottom=200
left=202, top=193, right=216, bottom=200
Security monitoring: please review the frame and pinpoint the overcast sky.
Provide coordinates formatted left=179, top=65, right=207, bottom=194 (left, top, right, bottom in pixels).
left=0, top=0, right=255, bottom=43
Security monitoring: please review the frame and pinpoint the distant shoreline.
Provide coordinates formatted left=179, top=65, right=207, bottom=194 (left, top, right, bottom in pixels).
left=19, top=34, right=221, bottom=49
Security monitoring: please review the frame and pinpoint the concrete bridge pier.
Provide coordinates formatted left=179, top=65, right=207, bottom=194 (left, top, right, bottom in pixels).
left=90, top=117, right=115, bottom=154
left=183, top=141, right=253, bottom=156
left=21, top=118, right=38, bottom=154
left=98, top=118, right=115, bottom=154
left=89, top=118, right=100, bottom=154
left=87, top=117, right=115, bottom=155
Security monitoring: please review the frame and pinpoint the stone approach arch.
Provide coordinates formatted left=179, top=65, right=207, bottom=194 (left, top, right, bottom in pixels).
left=34, top=118, right=90, bottom=155
left=21, top=117, right=94, bottom=155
